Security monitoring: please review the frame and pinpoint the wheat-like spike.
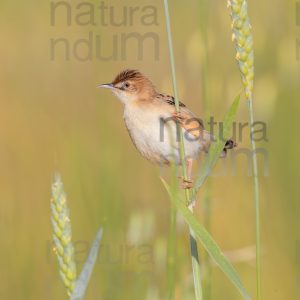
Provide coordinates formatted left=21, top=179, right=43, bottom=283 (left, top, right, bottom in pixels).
left=228, top=2, right=262, bottom=299
left=51, top=173, right=77, bottom=296
left=228, top=0, right=254, bottom=99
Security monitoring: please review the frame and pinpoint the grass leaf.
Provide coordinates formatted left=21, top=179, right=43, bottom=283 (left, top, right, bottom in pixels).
left=70, top=228, right=103, bottom=300
left=191, top=95, right=240, bottom=199
left=161, top=178, right=251, bottom=300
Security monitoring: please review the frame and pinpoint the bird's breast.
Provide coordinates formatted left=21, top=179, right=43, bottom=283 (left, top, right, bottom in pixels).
left=123, top=105, right=201, bottom=164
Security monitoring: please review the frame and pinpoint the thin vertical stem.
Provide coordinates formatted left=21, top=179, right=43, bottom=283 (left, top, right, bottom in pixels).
left=199, top=0, right=212, bottom=298
left=163, top=1, right=203, bottom=299
left=167, top=202, right=177, bottom=299
left=167, top=164, right=177, bottom=300
left=228, top=0, right=261, bottom=296
left=247, top=95, right=261, bottom=300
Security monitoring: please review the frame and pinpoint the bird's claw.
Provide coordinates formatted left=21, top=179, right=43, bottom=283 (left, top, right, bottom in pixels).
left=178, top=177, right=194, bottom=189
left=172, top=111, right=185, bottom=123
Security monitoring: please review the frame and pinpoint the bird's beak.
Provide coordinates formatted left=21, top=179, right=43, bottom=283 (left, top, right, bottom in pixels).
left=97, top=83, right=114, bottom=89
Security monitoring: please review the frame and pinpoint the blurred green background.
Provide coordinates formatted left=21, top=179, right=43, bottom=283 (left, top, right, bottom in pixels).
left=0, top=0, right=299, bottom=299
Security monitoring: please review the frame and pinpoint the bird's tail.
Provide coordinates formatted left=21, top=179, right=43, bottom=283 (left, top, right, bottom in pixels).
left=201, top=130, right=237, bottom=157
left=221, top=139, right=237, bottom=157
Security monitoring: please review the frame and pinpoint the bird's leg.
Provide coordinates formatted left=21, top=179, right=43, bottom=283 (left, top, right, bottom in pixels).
left=180, top=158, right=194, bottom=189
left=187, top=158, right=193, bottom=180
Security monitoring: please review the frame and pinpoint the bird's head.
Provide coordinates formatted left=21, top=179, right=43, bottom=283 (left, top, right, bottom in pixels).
left=98, top=69, right=157, bottom=104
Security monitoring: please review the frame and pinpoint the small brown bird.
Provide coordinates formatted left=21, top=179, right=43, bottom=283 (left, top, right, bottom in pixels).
left=98, top=69, right=236, bottom=187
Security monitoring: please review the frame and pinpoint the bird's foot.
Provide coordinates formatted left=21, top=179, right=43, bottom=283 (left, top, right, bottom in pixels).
left=172, top=111, right=185, bottom=124
left=178, top=177, right=194, bottom=189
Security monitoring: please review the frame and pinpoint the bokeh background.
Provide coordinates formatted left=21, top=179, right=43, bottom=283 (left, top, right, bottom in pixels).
left=0, top=0, right=299, bottom=299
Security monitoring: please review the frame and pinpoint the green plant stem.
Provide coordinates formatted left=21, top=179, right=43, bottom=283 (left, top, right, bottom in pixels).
left=227, top=1, right=260, bottom=295
left=199, top=0, right=212, bottom=298
left=202, top=183, right=212, bottom=300
left=167, top=202, right=177, bottom=299
left=167, top=165, right=177, bottom=300
left=247, top=95, right=261, bottom=300
left=188, top=229, right=203, bottom=300
left=163, top=1, right=203, bottom=299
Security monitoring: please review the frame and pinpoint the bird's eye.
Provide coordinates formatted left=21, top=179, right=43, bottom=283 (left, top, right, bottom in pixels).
left=124, top=82, right=130, bottom=88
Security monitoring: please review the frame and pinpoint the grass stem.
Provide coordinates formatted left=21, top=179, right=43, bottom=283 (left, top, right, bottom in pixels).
left=163, top=1, right=203, bottom=299
left=167, top=165, right=177, bottom=299
left=228, top=0, right=261, bottom=297
left=247, top=96, right=261, bottom=300
left=167, top=202, right=177, bottom=299
left=199, top=0, right=212, bottom=298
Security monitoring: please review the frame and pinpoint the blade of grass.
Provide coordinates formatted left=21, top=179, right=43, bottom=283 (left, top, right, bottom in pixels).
left=191, top=94, right=240, bottom=201
left=161, top=178, right=251, bottom=300
left=163, top=1, right=203, bottom=299
left=70, top=228, right=103, bottom=300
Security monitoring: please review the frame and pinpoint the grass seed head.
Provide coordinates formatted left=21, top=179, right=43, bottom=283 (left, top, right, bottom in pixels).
left=228, top=0, right=254, bottom=100
left=50, top=174, right=77, bottom=296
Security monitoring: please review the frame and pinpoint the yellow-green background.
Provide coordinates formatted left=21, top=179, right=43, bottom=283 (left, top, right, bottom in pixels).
left=0, top=0, right=299, bottom=299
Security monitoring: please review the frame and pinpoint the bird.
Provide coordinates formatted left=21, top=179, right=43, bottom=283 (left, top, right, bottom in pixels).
left=98, top=69, right=236, bottom=188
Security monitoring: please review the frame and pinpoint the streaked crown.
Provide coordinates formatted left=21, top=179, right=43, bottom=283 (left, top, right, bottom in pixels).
left=109, top=69, right=157, bottom=103
left=112, top=69, right=145, bottom=85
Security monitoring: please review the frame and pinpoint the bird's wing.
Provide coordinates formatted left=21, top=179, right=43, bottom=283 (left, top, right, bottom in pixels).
left=155, top=93, right=237, bottom=155
left=156, top=93, right=186, bottom=107
left=155, top=93, right=211, bottom=150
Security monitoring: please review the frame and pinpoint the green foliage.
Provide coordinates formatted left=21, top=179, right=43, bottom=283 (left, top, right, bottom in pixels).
left=161, top=95, right=251, bottom=299
left=71, top=229, right=103, bottom=300
left=161, top=177, right=251, bottom=300
left=191, top=95, right=240, bottom=200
